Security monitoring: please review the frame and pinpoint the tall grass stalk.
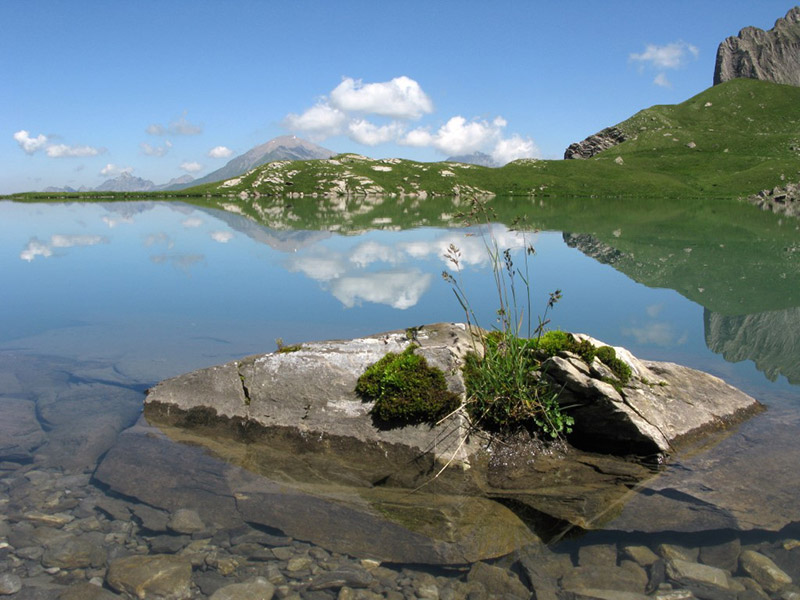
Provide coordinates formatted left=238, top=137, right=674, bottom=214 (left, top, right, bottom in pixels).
left=443, top=199, right=572, bottom=438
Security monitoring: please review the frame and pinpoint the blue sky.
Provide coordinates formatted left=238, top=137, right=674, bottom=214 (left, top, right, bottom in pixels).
left=2, top=1, right=797, bottom=193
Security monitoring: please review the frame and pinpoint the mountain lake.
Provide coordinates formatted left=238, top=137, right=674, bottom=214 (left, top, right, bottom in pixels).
left=1, top=195, right=798, bottom=599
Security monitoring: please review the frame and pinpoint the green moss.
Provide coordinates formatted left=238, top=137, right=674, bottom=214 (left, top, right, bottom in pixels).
left=355, top=345, right=460, bottom=425
left=595, top=345, right=632, bottom=386
left=277, top=344, right=302, bottom=353
left=534, top=331, right=632, bottom=387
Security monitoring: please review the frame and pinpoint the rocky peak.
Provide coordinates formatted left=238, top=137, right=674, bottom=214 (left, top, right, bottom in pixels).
left=713, top=6, right=800, bottom=86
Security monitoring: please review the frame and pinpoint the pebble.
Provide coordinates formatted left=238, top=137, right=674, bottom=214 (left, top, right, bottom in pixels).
left=0, top=572, right=22, bottom=595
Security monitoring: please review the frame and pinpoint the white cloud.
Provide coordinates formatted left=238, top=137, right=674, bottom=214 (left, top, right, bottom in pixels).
left=654, top=73, right=672, bottom=88
left=45, top=143, right=103, bottom=158
left=330, top=270, right=432, bottom=309
left=283, top=103, right=347, bottom=140
left=102, top=215, right=134, bottom=228
left=20, top=234, right=109, bottom=262
left=19, top=238, right=52, bottom=261
left=401, top=128, right=433, bottom=147
left=630, top=40, right=699, bottom=70
left=491, top=134, right=540, bottom=165
left=180, top=161, right=203, bottom=173
left=329, top=76, right=433, bottom=119
left=147, top=113, right=203, bottom=136
left=141, top=141, right=172, bottom=157
left=144, top=232, right=174, bottom=249
left=181, top=216, right=204, bottom=228
left=621, top=321, right=687, bottom=347
left=208, top=145, right=234, bottom=159
left=100, top=163, right=133, bottom=176
left=402, top=116, right=537, bottom=163
left=349, top=241, right=399, bottom=267
left=286, top=254, right=349, bottom=282
left=646, top=304, right=664, bottom=318
left=283, top=76, right=537, bottom=161
left=399, top=225, right=530, bottom=268
left=347, top=119, right=404, bottom=146
left=14, top=130, right=48, bottom=154
left=210, top=231, right=234, bottom=243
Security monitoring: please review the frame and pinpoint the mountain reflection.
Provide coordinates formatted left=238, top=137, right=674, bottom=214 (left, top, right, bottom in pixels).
left=705, top=307, right=800, bottom=385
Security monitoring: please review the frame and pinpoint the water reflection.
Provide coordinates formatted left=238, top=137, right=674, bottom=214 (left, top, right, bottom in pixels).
left=1, top=198, right=799, bottom=598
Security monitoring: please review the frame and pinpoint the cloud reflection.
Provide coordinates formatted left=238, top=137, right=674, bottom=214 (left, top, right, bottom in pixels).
left=399, top=225, right=531, bottom=267
left=331, top=270, right=432, bottom=309
left=20, top=234, right=109, bottom=262
left=621, top=321, right=688, bottom=347
left=150, top=253, right=205, bottom=273
left=286, top=224, right=531, bottom=310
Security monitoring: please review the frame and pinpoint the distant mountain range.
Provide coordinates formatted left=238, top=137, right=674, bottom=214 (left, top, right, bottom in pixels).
left=444, top=152, right=499, bottom=167
left=42, top=136, right=335, bottom=193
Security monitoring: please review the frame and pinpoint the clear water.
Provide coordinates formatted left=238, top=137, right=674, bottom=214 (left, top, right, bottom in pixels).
left=1, top=198, right=798, bottom=594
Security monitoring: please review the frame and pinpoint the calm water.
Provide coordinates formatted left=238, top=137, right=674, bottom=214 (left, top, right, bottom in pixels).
left=1, top=198, right=798, bottom=596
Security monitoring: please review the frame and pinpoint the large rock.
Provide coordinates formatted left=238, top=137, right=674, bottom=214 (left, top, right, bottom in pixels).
left=132, top=323, right=772, bottom=544
left=145, top=323, right=479, bottom=465
left=714, top=7, right=800, bottom=87
left=547, top=336, right=762, bottom=455
left=145, top=323, right=761, bottom=462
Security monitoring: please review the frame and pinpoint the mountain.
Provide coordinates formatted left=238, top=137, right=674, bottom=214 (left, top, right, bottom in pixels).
left=444, top=152, right=498, bottom=167
left=43, top=186, right=78, bottom=193
left=714, top=6, right=800, bottom=86
left=95, top=172, right=157, bottom=192
left=168, top=135, right=335, bottom=190
left=154, top=175, right=194, bottom=191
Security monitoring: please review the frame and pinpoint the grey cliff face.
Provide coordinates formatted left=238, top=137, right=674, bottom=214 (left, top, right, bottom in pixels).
left=564, top=126, right=628, bottom=160
left=713, top=6, right=800, bottom=86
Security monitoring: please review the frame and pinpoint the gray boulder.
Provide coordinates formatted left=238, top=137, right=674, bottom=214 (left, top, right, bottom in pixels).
left=714, top=7, right=800, bottom=87
left=548, top=335, right=762, bottom=456
left=145, top=323, right=479, bottom=466
left=145, top=324, right=760, bottom=463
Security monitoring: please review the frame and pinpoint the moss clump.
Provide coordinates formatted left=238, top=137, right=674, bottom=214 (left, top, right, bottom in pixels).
left=594, top=345, right=632, bottom=386
left=534, top=331, right=632, bottom=387
left=355, top=345, right=460, bottom=425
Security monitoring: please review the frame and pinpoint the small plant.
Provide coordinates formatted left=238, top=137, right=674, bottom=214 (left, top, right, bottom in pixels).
left=442, top=198, right=573, bottom=438
left=355, top=345, right=460, bottom=425
left=275, top=338, right=302, bottom=353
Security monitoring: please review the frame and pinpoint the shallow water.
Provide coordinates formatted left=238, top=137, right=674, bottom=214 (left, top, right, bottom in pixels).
left=1, top=197, right=798, bottom=598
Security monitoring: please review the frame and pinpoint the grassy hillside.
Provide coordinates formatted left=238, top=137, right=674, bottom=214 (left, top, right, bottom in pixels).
left=175, top=78, right=798, bottom=200
left=5, top=78, right=798, bottom=202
